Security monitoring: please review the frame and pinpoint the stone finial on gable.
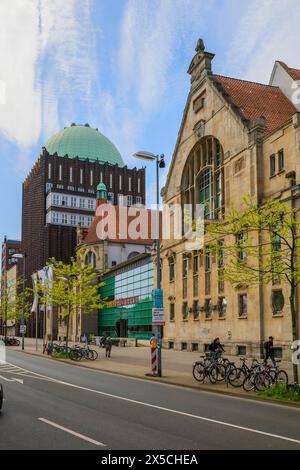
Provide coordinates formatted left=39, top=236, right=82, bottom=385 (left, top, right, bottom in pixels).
left=188, top=38, right=215, bottom=86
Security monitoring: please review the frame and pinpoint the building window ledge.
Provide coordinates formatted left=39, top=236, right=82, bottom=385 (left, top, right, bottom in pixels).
left=218, top=317, right=226, bottom=321
left=205, top=318, right=212, bottom=322
left=238, top=316, right=248, bottom=320
left=272, top=313, right=283, bottom=318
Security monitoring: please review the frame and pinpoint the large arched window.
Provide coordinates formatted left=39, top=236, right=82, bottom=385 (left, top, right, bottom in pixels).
left=182, top=136, right=224, bottom=220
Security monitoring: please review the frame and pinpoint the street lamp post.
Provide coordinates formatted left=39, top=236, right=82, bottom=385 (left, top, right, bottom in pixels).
left=12, top=252, right=26, bottom=351
left=133, top=151, right=165, bottom=377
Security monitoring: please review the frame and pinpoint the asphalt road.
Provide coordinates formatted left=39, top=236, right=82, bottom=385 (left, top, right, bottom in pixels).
left=0, top=349, right=300, bottom=450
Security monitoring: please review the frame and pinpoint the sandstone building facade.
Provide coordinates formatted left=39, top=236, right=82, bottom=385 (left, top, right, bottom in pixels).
left=160, top=40, right=300, bottom=359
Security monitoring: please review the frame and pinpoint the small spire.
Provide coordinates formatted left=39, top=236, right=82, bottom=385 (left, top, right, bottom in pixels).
left=195, top=38, right=205, bottom=52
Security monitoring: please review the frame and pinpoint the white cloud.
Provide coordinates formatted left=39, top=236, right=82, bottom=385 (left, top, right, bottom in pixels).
left=98, top=0, right=212, bottom=161
left=225, top=0, right=300, bottom=82
left=0, top=0, right=97, bottom=168
left=0, top=0, right=41, bottom=149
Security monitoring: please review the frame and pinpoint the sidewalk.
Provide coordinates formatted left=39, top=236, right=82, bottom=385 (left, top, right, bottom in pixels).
left=8, top=337, right=298, bottom=401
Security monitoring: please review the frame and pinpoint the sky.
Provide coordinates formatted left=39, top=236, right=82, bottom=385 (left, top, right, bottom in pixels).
left=0, top=0, right=300, bottom=245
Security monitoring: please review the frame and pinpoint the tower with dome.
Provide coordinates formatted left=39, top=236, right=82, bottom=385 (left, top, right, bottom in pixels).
left=22, top=124, right=145, bottom=338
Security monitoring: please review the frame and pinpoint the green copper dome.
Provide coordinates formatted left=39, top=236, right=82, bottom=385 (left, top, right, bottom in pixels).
left=45, top=124, right=124, bottom=166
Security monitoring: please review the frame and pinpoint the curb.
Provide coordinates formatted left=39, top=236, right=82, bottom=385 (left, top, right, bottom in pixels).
left=10, top=348, right=300, bottom=409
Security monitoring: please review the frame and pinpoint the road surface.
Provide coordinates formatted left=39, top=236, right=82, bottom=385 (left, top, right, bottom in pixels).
left=0, top=349, right=299, bottom=450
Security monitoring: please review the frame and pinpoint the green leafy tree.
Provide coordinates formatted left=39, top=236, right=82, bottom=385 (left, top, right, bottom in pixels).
left=206, top=196, right=300, bottom=384
left=0, top=277, right=32, bottom=335
left=36, top=256, right=105, bottom=348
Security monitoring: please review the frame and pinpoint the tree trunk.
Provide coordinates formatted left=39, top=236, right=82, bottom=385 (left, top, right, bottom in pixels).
left=290, top=288, right=299, bottom=384
left=66, top=305, right=71, bottom=350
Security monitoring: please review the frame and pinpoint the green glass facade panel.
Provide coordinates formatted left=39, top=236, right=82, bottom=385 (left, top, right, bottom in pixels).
left=99, top=259, right=154, bottom=340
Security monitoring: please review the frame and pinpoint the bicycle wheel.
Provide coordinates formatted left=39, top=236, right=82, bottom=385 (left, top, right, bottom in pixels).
left=243, top=373, right=256, bottom=392
left=69, top=349, right=82, bottom=361
left=254, top=372, right=271, bottom=391
left=215, top=363, right=226, bottom=382
left=209, top=365, right=217, bottom=384
left=276, top=370, right=288, bottom=386
left=87, top=349, right=98, bottom=361
left=193, top=363, right=205, bottom=382
left=228, top=367, right=245, bottom=388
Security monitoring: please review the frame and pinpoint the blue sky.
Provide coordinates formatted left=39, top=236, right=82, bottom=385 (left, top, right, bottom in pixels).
left=0, top=0, right=300, bottom=245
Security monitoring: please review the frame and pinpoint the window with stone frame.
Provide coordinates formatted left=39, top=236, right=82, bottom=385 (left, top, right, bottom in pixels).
left=169, top=256, right=175, bottom=282
left=272, top=290, right=284, bottom=316
left=182, top=302, right=189, bottom=321
left=218, top=297, right=227, bottom=319
left=238, top=294, right=247, bottom=317
left=170, top=303, right=175, bottom=322
left=193, top=300, right=200, bottom=320
left=205, top=299, right=212, bottom=319
left=181, top=136, right=224, bottom=222
left=270, top=154, right=276, bottom=176
left=278, top=149, right=285, bottom=172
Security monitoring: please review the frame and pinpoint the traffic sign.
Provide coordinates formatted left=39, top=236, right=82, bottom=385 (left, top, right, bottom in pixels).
left=152, top=307, right=165, bottom=326
left=20, top=325, right=26, bottom=335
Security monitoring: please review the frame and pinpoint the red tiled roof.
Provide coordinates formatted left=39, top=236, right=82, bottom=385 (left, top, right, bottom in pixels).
left=277, top=61, right=300, bottom=81
left=84, top=205, right=161, bottom=245
left=213, top=74, right=297, bottom=135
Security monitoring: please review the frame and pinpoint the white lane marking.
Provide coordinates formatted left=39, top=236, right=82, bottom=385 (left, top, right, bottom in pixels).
left=38, top=418, right=106, bottom=447
left=35, top=376, right=300, bottom=446
left=5, top=359, right=300, bottom=445
left=0, top=375, right=23, bottom=384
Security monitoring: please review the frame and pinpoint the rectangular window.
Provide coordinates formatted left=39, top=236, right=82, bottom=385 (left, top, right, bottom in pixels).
left=80, top=169, right=84, bottom=185
left=193, top=254, right=199, bottom=274
left=237, top=233, right=246, bottom=261
left=237, top=345, right=247, bottom=356
left=205, top=299, right=212, bottom=319
left=90, top=170, right=94, bottom=187
left=52, top=212, right=59, bottom=224
left=193, top=300, right=200, bottom=320
left=136, top=196, right=142, bottom=206
left=170, top=304, right=175, bottom=321
left=278, top=150, right=285, bottom=172
left=110, top=174, right=113, bottom=189
left=70, top=215, right=77, bottom=226
left=48, top=163, right=51, bottom=180
left=183, top=256, right=188, bottom=278
left=79, top=198, right=85, bottom=209
left=70, top=196, right=77, bottom=208
left=100, top=171, right=103, bottom=183
left=70, top=167, right=73, bottom=183
left=128, top=177, right=132, bottom=192
left=238, top=294, right=247, bottom=317
left=87, top=199, right=94, bottom=210
left=169, top=257, right=175, bottom=281
left=270, top=154, right=276, bottom=176
left=119, top=175, right=122, bottom=190
left=61, top=195, right=68, bottom=207
left=78, top=215, right=85, bottom=226
left=59, top=165, right=62, bottom=181
left=218, top=297, right=227, bottom=319
left=192, top=343, right=199, bottom=352
left=138, top=178, right=141, bottom=193
left=182, top=302, right=188, bottom=321
left=127, top=195, right=133, bottom=206
left=205, top=248, right=211, bottom=272
left=61, top=213, right=68, bottom=225
left=53, top=194, right=60, bottom=206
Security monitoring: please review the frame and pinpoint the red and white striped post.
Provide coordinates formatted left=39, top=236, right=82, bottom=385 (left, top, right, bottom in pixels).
left=151, top=346, right=158, bottom=375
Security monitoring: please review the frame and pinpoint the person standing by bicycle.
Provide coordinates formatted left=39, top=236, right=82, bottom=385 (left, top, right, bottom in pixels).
left=208, top=338, right=225, bottom=362
left=105, top=337, right=113, bottom=358
left=264, top=336, right=276, bottom=367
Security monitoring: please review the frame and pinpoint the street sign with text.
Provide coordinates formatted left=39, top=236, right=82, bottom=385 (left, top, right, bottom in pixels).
left=152, top=308, right=165, bottom=326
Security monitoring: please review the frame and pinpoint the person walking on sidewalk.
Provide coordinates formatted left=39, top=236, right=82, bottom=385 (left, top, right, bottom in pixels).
left=105, top=337, right=113, bottom=358
left=264, top=336, right=276, bottom=367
